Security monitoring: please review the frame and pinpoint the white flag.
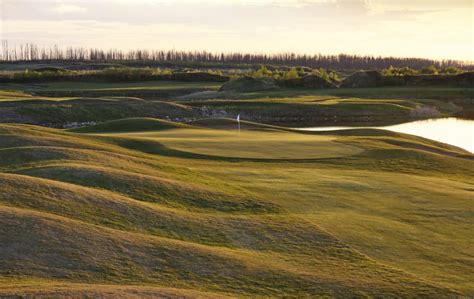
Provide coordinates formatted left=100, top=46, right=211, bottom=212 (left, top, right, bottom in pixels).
left=236, top=114, right=240, bottom=122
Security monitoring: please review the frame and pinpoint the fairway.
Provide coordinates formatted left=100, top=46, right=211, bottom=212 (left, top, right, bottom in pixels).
left=0, top=118, right=472, bottom=297
left=107, top=128, right=363, bottom=159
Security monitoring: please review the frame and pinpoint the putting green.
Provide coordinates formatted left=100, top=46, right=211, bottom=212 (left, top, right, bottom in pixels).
left=119, top=129, right=363, bottom=159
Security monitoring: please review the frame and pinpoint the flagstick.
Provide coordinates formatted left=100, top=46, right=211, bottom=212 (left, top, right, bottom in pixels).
left=237, top=114, right=241, bottom=136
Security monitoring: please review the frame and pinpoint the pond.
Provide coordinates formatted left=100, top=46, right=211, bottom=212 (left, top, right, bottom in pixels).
left=300, top=117, right=474, bottom=153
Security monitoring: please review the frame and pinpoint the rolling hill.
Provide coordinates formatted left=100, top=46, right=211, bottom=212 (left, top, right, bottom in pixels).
left=0, top=118, right=472, bottom=297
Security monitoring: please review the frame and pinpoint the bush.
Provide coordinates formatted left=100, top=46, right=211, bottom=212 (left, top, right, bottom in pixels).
left=442, top=66, right=463, bottom=75
left=0, top=69, right=72, bottom=83
left=420, top=65, right=439, bottom=75
left=252, top=66, right=273, bottom=78
left=284, top=68, right=299, bottom=80
left=96, top=67, right=155, bottom=81
left=382, top=66, right=417, bottom=76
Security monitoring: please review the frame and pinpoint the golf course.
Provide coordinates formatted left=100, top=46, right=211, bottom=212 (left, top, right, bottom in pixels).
left=0, top=107, right=472, bottom=297
left=0, top=25, right=473, bottom=296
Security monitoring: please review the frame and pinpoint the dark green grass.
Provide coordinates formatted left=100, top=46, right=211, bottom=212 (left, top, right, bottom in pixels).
left=246, top=86, right=474, bottom=100
left=70, top=117, right=192, bottom=133
left=0, top=93, right=197, bottom=126
left=0, top=81, right=222, bottom=92
left=177, top=86, right=472, bottom=126
left=1, top=84, right=472, bottom=129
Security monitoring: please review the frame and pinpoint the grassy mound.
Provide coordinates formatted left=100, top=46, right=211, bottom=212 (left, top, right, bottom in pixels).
left=70, top=117, right=191, bottom=133
left=0, top=94, right=198, bottom=127
left=219, top=76, right=278, bottom=92
left=0, top=121, right=472, bottom=296
left=184, top=97, right=420, bottom=126
left=33, top=67, right=69, bottom=73
left=16, top=164, right=276, bottom=213
left=1, top=205, right=455, bottom=297
left=341, top=70, right=383, bottom=88
left=117, top=127, right=363, bottom=160
left=282, top=74, right=336, bottom=89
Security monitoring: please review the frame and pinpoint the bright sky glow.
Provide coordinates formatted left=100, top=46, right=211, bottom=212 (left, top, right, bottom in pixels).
left=1, top=0, right=472, bottom=60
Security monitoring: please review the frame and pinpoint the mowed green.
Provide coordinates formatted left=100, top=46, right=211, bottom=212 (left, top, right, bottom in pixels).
left=0, top=118, right=472, bottom=297
left=99, top=128, right=363, bottom=159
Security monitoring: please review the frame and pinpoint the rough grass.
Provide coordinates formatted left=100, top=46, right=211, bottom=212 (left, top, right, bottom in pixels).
left=0, top=81, right=222, bottom=92
left=245, top=86, right=474, bottom=100
left=2, top=84, right=472, bottom=129
left=0, top=95, right=197, bottom=127
left=0, top=280, right=230, bottom=299
left=182, top=94, right=462, bottom=127
left=0, top=118, right=472, bottom=297
left=179, top=86, right=471, bottom=126
left=70, top=117, right=192, bottom=133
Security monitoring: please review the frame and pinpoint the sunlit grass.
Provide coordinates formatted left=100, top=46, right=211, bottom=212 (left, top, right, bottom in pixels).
left=0, top=117, right=472, bottom=297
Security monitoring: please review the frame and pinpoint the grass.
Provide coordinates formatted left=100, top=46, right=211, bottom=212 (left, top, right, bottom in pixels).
left=70, top=117, right=192, bottom=133
left=183, top=95, right=454, bottom=127
left=178, top=86, right=472, bottom=126
left=1, top=82, right=472, bottom=128
left=0, top=93, right=198, bottom=126
left=0, top=279, right=231, bottom=299
left=184, top=96, right=421, bottom=114
left=102, top=128, right=363, bottom=159
left=0, top=81, right=222, bottom=92
left=0, top=78, right=473, bottom=297
left=0, top=81, right=223, bottom=105
left=246, top=86, right=474, bottom=100
left=0, top=117, right=472, bottom=297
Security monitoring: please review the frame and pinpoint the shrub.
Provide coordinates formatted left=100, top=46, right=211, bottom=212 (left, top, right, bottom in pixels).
left=442, top=66, right=462, bottom=75
left=420, top=65, right=439, bottom=75
left=284, top=68, right=299, bottom=80
left=252, top=66, right=273, bottom=78
left=382, top=66, right=417, bottom=76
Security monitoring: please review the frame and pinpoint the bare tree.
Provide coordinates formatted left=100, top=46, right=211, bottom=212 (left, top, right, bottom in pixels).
left=0, top=42, right=471, bottom=70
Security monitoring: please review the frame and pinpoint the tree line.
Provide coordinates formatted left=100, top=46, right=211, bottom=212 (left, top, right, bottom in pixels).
left=1, top=41, right=472, bottom=70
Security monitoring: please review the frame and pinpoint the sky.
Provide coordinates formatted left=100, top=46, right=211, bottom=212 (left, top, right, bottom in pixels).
left=1, top=0, right=473, bottom=61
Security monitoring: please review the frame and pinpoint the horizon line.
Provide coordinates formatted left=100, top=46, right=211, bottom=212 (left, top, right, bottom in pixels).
left=1, top=41, right=473, bottom=65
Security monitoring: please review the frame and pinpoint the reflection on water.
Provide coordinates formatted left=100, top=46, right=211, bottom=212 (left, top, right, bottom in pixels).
left=300, top=118, right=474, bottom=153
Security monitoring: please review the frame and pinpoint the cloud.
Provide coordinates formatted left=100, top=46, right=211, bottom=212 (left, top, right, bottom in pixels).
left=53, top=3, right=87, bottom=14
left=112, top=0, right=336, bottom=6
left=1, top=0, right=472, bottom=60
